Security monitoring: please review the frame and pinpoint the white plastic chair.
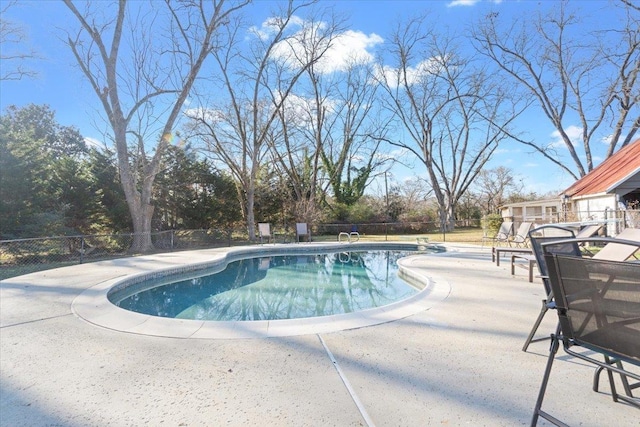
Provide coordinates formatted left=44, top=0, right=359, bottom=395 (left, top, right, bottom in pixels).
left=296, top=223, right=311, bottom=243
left=258, top=223, right=272, bottom=244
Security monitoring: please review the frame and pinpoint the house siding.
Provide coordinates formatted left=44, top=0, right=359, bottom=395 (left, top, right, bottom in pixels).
left=572, top=194, right=617, bottom=221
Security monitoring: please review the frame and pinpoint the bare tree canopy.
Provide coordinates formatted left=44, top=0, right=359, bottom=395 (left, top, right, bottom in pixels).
left=0, top=1, right=39, bottom=80
left=62, top=0, right=249, bottom=251
left=377, top=15, right=526, bottom=231
left=473, top=0, right=640, bottom=180
left=185, top=1, right=341, bottom=240
left=472, top=167, right=523, bottom=215
left=272, top=38, right=391, bottom=220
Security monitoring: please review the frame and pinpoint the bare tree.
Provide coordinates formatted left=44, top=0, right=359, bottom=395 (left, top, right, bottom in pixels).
left=186, top=1, right=327, bottom=240
left=473, top=0, right=640, bottom=179
left=264, top=7, right=347, bottom=223
left=62, top=0, right=249, bottom=251
left=473, top=166, right=522, bottom=215
left=377, top=16, right=524, bottom=232
left=0, top=0, right=39, bottom=80
left=399, top=176, right=433, bottom=210
left=317, top=61, right=391, bottom=213
left=271, top=52, right=390, bottom=222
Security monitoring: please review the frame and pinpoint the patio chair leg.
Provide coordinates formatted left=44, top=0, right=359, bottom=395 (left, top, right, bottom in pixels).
left=612, top=359, right=637, bottom=399
left=606, top=358, right=620, bottom=403
left=522, top=299, right=550, bottom=352
left=531, top=334, right=568, bottom=427
left=593, top=357, right=638, bottom=403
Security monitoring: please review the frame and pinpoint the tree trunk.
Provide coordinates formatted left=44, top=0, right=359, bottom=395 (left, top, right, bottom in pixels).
left=129, top=202, right=155, bottom=253
left=246, top=187, right=256, bottom=241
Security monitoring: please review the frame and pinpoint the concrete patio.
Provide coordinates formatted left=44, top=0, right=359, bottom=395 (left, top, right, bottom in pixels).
left=1, top=243, right=637, bottom=426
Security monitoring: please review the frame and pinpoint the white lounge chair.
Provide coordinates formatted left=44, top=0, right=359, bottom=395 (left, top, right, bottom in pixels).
left=592, top=227, right=640, bottom=261
left=258, top=222, right=273, bottom=244
left=510, top=222, right=533, bottom=247
left=296, top=223, right=311, bottom=243
left=482, top=221, right=513, bottom=248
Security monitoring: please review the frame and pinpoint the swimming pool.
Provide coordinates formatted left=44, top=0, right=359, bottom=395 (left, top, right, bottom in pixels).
left=109, top=250, right=421, bottom=321
left=72, top=242, right=449, bottom=338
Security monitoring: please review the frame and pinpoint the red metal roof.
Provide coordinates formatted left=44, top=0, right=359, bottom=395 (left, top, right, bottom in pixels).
left=563, top=139, right=640, bottom=197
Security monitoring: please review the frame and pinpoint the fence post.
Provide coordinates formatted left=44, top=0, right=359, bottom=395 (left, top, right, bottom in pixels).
left=170, top=230, right=175, bottom=251
left=80, top=236, right=85, bottom=264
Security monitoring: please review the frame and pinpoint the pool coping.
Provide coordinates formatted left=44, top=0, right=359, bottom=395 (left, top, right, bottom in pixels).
left=71, top=242, right=452, bottom=339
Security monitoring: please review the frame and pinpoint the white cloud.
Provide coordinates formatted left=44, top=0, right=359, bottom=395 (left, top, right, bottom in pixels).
left=84, top=137, right=105, bottom=149
left=376, top=56, right=447, bottom=88
left=600, top=134, right=613, bottom=144
left=447, top=0, right=502, bottom=7
left=249, top=15, right=305, bottom=41
left=549, top=125, right=582, bottom=149
left=282, top=93, right=332, bottom=127
left=447, top=0, right=480, bottom=7
left=315, top=30, right=383, bottom=73
left=184, top=107, right=225, bottom=123
left=259, top=16, right=383, bottom=74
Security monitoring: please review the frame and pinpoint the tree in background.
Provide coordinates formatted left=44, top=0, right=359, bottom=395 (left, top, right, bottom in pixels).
left=268, top=7, right=347, bottom=224
left=63, top=0, right=250, bottom=252
left=86, top=147, right=130, bottom=233
left=0, top=104, right=94, bottom=238
left=377, top=15, right=525, bottom=232
left=396, top=177, right=436, bottom=225
left=0, top=104, right=243, bottom=239
left=317, top=61, right=390, bottom=218
left=253, top=166, right=291, bottom=228
left=186, top=1, right=337, bottom=240
left=0, top=1, right=39, bottom=81
left=473, top=0, right=639, bottom=179
left=153, top=145, right=240, bottom=230
left=181, top=163, right=239, bottom=229
left=472, top=166, right=523, bottom=215
left=273, top=31, right=391, bottom=222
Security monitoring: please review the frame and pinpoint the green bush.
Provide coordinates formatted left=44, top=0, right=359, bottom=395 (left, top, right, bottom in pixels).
left=482, top=214, right=503, bottom=236
left=348, top=202, right=376, bottom=223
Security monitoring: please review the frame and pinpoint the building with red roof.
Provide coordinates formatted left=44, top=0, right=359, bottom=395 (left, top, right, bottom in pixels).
left=562, top=139, right=640, bottom=223
left=499, top=139, right=640, bottom=231
left=563, top=139, right=640, bottom=201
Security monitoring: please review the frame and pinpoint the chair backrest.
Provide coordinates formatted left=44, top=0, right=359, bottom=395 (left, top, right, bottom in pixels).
left=494, top=221, right=513, bottom=241
left=296, top=223, right=308, bottom=236
left=528, top=225, right=579, bottom=296
left=593, top=227, right=640, bottom=261
left=575, top=224, right=602, bottom=239
left=258, top=222, right=271, bottom=237
left=544, top=239, right=640, bottom=365
left=512, top=222, right=533, bottom=244
left=515, top=222, right=533, bottom=237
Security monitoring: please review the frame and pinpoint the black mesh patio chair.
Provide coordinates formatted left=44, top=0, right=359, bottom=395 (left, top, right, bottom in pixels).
left=531, top=238, right=640, bottom=426
left=522, top=225, right=578, bottom=352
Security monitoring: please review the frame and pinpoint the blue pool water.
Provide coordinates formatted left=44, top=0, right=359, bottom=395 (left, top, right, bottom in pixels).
left=110, top=250, right=424, bottom=321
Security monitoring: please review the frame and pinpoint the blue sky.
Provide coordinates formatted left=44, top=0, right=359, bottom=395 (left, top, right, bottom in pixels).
left=0, top=0, right=630, bottom=197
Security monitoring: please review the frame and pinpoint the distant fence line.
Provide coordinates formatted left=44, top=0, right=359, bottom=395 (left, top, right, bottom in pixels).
left=1, top=220, right=481, bottom=280
left=0, top=229, right=236, bottom=278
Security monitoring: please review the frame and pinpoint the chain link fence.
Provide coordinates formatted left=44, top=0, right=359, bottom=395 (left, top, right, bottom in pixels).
left=0, top=220, right=482, bottom=280
left=0, top=228, right=244, bottom=280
